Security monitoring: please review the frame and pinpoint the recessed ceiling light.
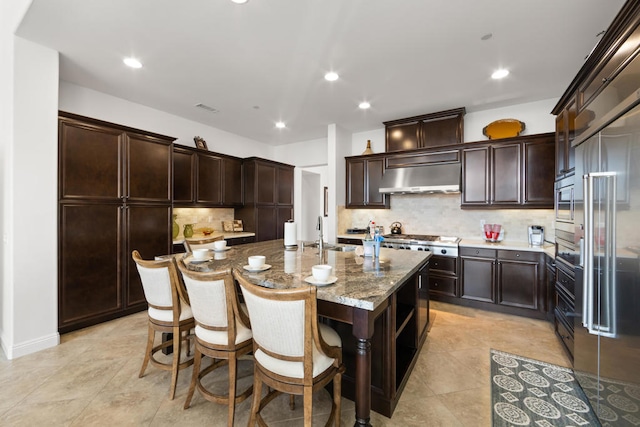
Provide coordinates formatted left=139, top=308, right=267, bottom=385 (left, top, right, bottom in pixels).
left=324, top=72, right=339, bottom=82
left=123, top=57, right=142, bottom=69
left=491, top=68, right=509, bottom=79
left=231, top=0, right=248, bottom=4
left=275, top=122, right=286, bottom=129
left=359, top=102, right=371, bottom=109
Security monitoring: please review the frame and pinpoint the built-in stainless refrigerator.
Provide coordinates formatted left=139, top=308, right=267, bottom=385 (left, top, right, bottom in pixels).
left=573, top=87, right=640, bottom=425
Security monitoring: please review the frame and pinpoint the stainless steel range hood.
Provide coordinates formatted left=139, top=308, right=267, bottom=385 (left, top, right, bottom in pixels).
left=378, top=163, right=461, bottom=194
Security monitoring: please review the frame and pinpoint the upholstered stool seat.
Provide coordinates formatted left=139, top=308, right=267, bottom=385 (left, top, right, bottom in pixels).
left=132, top=250, right=194, bottom=400
left=177, top=260, right=253, bottom=427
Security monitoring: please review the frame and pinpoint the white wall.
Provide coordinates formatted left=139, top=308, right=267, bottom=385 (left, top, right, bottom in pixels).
left=350, top=98, right=559, bottom=156
left=1, top=29, right=60, bottom=358
left=59, top=81, right=273, bottom=160
left=273, top=137, right=327, bottom=167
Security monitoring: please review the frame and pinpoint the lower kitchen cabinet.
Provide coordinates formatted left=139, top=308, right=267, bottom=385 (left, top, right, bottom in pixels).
left=431, top=246, right=548, bottom=320
left=554, top=259, right=576, bottom=360
left=460, top=248, right=496, bottom=303
left=428, top=255, right=458, bottom=298
left=59, top=203, right=172, bottom=333
left=496, top=250, right=541, bottom=310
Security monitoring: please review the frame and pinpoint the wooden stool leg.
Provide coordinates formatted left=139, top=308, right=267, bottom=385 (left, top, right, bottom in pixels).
left=248, top=372, right=262, bottom=427
left=139, top=322, right=154, bottom=378
left=169, top=325, right=181, bottom=400
left=289, top=394, right=295, bottom=410
left=184, top=348, right=202, bottom=409
left=228, top=355, right=237, bottom=427
left=303, top=385, right=313, bottom=427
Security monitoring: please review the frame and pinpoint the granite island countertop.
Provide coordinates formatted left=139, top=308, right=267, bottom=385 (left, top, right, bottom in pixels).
left=173, top=231, right=255, bottom=245
left=180, top=239, right=431, bottom=311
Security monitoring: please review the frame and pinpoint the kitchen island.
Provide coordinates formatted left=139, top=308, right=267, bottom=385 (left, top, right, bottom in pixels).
left=183, top=239, right=431, bottom=427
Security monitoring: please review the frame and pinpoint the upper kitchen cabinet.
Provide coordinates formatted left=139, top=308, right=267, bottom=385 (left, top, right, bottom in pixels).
left=384, top=107, right=465, bottom=152
left=461, top=133, right=555, bottom=208
left=172, top=145, right=243, bottom=207
left=554, top=96, right=577, bottom=179
left=346, top=154, right=389, bottom=209
left=235, top=158, right=294, bottom=241
left=552, top=1, right=640, bottom=175
left=60, top=115, right=171, bottom=203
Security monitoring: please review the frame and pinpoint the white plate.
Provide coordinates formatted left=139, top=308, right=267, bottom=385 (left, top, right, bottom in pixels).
left=189, top=255, right=213, bottom=263
left=304, top=275, right=338, bottom=286
left=213, top=247, right=231, bottom=252
left=243, top=264, right=272, bottom=272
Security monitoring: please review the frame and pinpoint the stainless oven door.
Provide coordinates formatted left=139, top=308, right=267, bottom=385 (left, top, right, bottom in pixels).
left=555, top=178, right=574, bottom=223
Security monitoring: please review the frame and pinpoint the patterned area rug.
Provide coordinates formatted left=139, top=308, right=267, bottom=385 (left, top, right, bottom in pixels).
left=490, top=349, right=600, bottom=426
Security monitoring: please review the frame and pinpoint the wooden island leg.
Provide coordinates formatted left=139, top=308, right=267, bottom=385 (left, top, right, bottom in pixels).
left=352, top=308, right=375, bottom=427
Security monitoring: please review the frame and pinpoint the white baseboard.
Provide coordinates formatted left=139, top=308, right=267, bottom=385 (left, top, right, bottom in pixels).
left=1, top=332, right=60, bottom=360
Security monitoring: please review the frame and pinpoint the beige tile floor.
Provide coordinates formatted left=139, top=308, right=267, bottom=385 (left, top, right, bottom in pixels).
left=0, top=301, right=571, bottom=426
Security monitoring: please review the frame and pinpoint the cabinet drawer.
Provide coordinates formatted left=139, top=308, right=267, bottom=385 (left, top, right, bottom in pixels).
left=386, top=150, right=460, bottom=168
left=497, top=250, right=540, bottom=262
left=555, top=286, right=575, bottom=331
left=428, top=275, right=457, bottom=297
left=554, top=315, right=574, bottom=359
left=460, top=247, right=496, bottom=259
left=556, top=265, right=575, bottom=296
left=428, top=255, right=457, bottom=275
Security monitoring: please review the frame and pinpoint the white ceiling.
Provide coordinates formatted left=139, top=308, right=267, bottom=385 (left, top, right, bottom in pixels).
left=16, top=0, right=626, bottom=145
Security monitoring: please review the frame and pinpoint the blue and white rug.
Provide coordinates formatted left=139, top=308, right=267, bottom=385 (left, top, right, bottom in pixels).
left=490, top=349, right=600, bottom=426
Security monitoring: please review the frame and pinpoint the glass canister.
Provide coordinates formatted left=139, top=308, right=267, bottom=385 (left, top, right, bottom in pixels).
left=183, top=224, right=194, bottom=238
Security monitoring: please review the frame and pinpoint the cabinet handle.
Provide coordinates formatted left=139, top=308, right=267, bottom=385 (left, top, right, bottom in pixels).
left=602, top=77, right=610, bottom=83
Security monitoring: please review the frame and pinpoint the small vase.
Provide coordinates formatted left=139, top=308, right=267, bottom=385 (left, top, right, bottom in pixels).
left=172, top=215, right=179, bottom=239
left=183, top=224, right=194, bottom=238
left=362, top=140, right=374, bottom=155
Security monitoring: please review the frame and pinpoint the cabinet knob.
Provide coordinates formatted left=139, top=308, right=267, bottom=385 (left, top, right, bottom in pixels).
left=475, top=250, right=479, bottom=255
left=434, top=283, right=439, bottom=287
left=516, top=253, right=520, bottom=257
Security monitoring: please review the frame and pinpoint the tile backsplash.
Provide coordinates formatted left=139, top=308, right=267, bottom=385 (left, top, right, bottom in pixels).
left=338, top=193, right=555, bottom=243
left=173, top=207, right=235, bottom=239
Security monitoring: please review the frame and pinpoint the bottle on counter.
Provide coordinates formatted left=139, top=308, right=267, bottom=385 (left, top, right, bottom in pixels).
left=363, top=221, right=375, bottom=257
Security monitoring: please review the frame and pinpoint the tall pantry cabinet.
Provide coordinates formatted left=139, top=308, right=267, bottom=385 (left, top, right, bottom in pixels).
left=58, top=112, right=174, bottom=333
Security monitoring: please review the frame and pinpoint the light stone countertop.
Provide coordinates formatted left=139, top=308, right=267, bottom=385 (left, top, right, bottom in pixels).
left=173, top=231, right=255, bottom=245
left=180, top=239, right=430, bottom=311
left=337, top=233, right=366, bottom=240
left=460, top=239, right=556, bottom=257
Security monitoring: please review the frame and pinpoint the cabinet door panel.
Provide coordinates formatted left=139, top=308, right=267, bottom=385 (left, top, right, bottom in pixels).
left=173, top=149, right=195, bottom=203
left=422, top=116, right=460, bottom=147
left=256, top=206, right=277, bottom=241
left=498, top=260, right=539, bottom=309
left=460, top=256, right=495, bottom=302
left=256, top=163, right=277, bottom=204
left=366, top=158, right=387, bottom=207
left=462, top=147, right=490, bottom=205
left=347, top=159, right=366, bottom=207
left=491, top=143, right=521, bottom=204
left=523, top=140, right=555, bottom=205
left=197, top=154, right=222, bottom=204
left=126, top=205, right=172, bottom=308
left=277, top=166, right=294, bottom=205
left=127, top=134, right=172, bottom=203
left=222, top=157, right=243, bottom=206
left=59, top=204, right=121, bottom=328
left=386, top=122, right=420, bottom=152
left=59, top=120, right=122, bottom=200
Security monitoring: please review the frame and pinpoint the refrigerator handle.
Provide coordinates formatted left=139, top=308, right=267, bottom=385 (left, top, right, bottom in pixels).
left=599, top=171, right=618, bottom=338
left=582, top=174, right=594, bottom=331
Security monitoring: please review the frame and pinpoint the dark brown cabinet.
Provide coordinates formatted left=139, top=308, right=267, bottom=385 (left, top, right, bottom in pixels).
left=496, top=250, right=541, bottom=310
left=428, top=255, right=458, bottom=298
left=460, top=248, right=496, bottom=303
left=173, top=145, right=243, bottom=207
left=345, top=155, right=389, bottom=209
left=554, top=98, right=577, bottom=179
left=455, top=246, right=548, bottom=319
left=384, top=108, right=465, bottom=152
left=58, top=112, right=174, bottom=333
left=461, top=133, right=555, bottom=208
left=235, top=158, right=294, bottom=242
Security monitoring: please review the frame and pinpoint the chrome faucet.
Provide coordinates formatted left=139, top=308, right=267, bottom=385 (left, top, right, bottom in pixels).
left=316, top=215, right=324, bottom=252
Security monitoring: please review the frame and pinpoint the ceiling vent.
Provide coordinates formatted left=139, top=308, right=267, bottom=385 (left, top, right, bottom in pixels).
left=195, top=103, right=219, bottom=113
